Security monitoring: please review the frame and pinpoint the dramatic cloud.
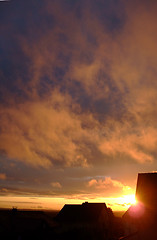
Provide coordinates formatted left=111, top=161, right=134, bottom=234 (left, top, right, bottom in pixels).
left=0, top=90, right=98, bottom=167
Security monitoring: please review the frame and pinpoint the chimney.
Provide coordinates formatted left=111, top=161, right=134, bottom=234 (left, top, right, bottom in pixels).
left=82, top=202, right=88, bottom=205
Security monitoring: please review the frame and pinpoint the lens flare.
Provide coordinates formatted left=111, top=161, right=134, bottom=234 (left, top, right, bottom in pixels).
left=129, top=202, right=145, bottom=218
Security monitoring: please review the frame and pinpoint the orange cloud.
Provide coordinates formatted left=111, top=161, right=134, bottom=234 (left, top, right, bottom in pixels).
left=99, top=122, right=154, bottom=163
left=0, top=89, right=99, bottom=168
left=88, top=177, right=131, bottom=191
left=87, top=177, right=133, bottom=198
left=0, top=173, right=6, bottom=180
left=51, top=182, right=62, bottom=188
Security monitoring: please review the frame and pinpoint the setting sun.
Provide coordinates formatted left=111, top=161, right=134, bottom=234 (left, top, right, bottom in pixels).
left=121, top=194, right=136, bottom=206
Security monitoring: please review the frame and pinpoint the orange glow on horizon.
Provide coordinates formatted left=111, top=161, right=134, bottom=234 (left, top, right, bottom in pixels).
left=0, top=193, right=136, bottom=212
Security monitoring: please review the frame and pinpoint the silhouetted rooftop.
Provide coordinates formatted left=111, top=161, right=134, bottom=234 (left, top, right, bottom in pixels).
left=55, top=202, right=110, bottom=223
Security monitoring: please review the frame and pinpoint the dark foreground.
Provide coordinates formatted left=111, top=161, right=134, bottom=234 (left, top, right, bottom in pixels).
left=0, top=208, right=124, bottom=240
left=1, top=207, right=156, bottom=240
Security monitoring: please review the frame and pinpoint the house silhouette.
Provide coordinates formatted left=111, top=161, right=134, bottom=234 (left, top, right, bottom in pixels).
left=56, top=202, right=112, bottom=223
left=55, top=202, right=115, bottom=239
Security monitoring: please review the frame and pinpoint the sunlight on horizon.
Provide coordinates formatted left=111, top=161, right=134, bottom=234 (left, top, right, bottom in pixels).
left=0, top=193, right=136, bottom=212
left=122, top=194, right=136, bottom=205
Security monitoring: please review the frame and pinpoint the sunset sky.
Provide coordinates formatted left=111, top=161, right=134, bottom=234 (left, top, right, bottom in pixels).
left=0, top=0, right=157, bottom=211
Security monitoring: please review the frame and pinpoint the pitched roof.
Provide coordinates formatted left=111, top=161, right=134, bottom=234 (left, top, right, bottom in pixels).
left=55, top=202, right=109, bottom=223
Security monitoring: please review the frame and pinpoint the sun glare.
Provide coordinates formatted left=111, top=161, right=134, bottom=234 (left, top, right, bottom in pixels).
left=122, top=194, right=136, bottom=206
